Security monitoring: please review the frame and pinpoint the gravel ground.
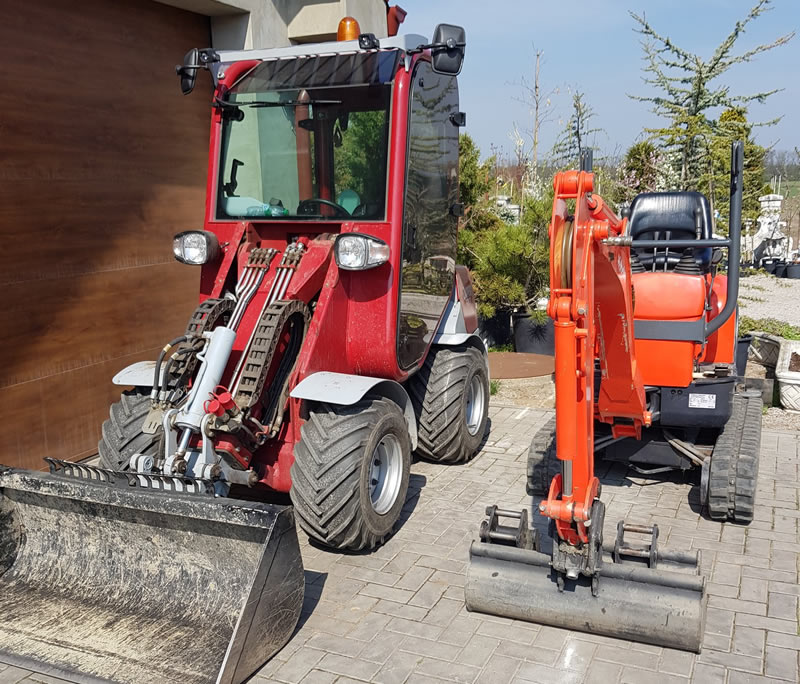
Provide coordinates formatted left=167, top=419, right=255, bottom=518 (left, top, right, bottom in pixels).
left=738, top=273, right=800, bottom=325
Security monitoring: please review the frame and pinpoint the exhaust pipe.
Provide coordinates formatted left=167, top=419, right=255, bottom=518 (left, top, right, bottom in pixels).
left=0, top=466, right=304, bottom=684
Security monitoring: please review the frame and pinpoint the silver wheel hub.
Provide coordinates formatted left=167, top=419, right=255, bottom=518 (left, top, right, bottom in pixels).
left=465, top=375, right=486, bottom=437
left=369, top=434, right=403, bottom=515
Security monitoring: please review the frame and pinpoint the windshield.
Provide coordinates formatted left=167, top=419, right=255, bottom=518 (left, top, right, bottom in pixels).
left=216, top=53, right=398, bottom=221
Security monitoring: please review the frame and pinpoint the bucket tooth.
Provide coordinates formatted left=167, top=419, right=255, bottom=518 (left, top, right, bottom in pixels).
left=466, top=540, right=706, bottom=652
left=0, top=466, right=304, bottom=684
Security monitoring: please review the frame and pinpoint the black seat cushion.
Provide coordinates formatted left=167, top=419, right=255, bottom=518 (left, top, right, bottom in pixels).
left=628, top=191, right=712, bottom=269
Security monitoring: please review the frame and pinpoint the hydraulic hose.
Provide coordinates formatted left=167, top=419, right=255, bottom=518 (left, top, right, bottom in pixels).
left=152, top=336, right=188, bottom=400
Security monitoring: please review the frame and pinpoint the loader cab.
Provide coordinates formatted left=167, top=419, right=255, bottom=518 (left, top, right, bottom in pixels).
left=197, top=27, right=465, bottom=380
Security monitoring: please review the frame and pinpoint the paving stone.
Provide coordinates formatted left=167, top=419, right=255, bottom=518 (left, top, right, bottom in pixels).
left=298, top=671, right=337, bottom=684
left=0, top=667, right=30, bottom=684
left=765, top=645, right=798, bottom=681
left=691, top=663, right=726, bottom=684
left=553, top=639, right=596, bottom=673
left=315, top=653, right=380, bottom=681
left=515, top=662, right=582, bottom=684
left=273, top=647, right=326, bottom=683
left=732, top=626, right=766, bottom=659
left=415, top=657, right=480, bottom=683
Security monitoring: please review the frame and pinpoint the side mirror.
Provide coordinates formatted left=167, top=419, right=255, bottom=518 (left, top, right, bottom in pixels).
left=175, top=48, right=219, bottom=96
left=430, top=24, right=466, bottom=75
left=176, top=48, right=199, bottom=95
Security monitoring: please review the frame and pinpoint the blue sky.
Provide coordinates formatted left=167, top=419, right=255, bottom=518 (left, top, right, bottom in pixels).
left=400, top=0, right=799, bottom=161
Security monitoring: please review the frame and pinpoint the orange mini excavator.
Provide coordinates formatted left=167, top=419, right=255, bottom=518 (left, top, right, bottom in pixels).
left=466, top=142, right=761, bottom=652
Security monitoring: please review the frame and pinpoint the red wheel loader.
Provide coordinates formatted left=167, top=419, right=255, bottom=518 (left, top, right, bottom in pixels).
left=0, top=20, right=489, bottom=684
left=466, top=142, right=759, bottom=652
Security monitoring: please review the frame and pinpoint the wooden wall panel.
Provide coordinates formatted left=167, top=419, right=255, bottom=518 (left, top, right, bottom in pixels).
left=0, top=0, right=212, bottom=469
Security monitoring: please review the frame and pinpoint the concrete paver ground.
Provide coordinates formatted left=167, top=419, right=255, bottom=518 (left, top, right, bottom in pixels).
left=2, top=402, right=798, bottom=684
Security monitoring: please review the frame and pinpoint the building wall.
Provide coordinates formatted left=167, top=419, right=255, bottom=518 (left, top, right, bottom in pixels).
left=157, top=0, right=388, bottom=49
left=0, top=0, right=212, bottom=470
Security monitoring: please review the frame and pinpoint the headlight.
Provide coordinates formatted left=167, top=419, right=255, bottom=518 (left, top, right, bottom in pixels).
left=173, top=231, right=220, bottom=265
left=334, top=234, right=390, bottom=270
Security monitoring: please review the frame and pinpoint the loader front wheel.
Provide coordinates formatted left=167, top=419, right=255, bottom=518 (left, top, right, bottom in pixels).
left=291, top=397, right=411, bottom=551
left=409, top=345, right=489, bottom=464
left=98, top=389, right=161, bottom=471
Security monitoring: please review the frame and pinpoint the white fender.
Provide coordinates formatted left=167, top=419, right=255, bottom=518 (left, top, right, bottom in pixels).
left=290, top=371, right=418, bottom=450
left=112, top=361, right=158, bottom=387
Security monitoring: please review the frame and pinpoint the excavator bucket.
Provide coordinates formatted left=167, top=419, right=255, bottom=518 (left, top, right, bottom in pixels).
left=0, top=463, right=304, bottom=684
left=466, top=522, right=706, bottom=652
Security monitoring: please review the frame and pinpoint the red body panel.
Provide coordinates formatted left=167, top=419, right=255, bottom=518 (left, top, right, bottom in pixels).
left=183, top=53, right=448, bottom=493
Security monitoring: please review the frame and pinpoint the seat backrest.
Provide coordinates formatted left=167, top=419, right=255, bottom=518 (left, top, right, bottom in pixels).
left=628, top=191, right=712, bottom=270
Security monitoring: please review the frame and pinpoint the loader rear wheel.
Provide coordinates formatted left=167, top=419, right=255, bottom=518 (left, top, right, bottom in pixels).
left=98, top=389, right=161, bottom=471
left=526, top=416, right=559, bottom=496
left=706, top=390, right=762, bottom=523
left=409, top=345, right=489, bottom=464
left=291, top=397, right=411, bottom=551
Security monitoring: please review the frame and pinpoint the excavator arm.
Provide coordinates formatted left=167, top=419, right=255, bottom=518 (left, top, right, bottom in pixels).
left=543, top=163, right=650, bottom=552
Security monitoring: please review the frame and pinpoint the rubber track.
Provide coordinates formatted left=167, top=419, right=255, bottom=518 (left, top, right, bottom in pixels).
left=98, top=390, right=161, bottom=471
left=408, top=345, right=485, bottom=464
left=708, top=391, right=762, bottom=522
left=526, top=416, right=559, bottom=496
left=290, top=397, right=402, bottom=551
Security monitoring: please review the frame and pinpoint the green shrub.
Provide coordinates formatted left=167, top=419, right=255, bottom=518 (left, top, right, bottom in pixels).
left=739, top=316, right=800, bottom=340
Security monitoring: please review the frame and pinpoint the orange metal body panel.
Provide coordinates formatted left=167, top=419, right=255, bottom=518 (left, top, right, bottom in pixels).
left=702, top=275, right=736, bottom=365
left=632, top=272, right=706, bottom=388
left=632, top=273, right=705, bottom=320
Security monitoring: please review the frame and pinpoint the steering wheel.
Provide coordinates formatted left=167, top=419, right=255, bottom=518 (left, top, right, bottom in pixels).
left=297, top=198, right=351, bottom=218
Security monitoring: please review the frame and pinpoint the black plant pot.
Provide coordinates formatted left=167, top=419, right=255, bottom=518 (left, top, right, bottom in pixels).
left=736, top=335, right=752, bottom=377
left=477, top=310, right=513, bottom=348
left=775, top=262, right=787, bottom=278
left=512, top=312, right=555, bottom=355
left=762, top=259, right=778, bottom=274
left=786, top=264, right=800, bottom=279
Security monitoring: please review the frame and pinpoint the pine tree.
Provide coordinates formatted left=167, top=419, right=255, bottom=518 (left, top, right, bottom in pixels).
left=630, top=0, right=793, bottom=190
left=551, top=91, right=602, bottom=168
left=704, top=109, right=768, bottom=233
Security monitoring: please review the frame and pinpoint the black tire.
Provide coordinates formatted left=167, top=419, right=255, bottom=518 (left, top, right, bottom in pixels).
left=526, top=416, right=560, bottom=496
left=408, top=345, right=489, bottom=464
left=290, top=397, right=411, bottom=551
left=98, top=389, right=161, bottom=471
left=707, top=390, right=762, bottom=523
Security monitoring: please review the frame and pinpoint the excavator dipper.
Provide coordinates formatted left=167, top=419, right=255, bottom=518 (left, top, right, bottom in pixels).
left=466, top=142, right=758, bottom=652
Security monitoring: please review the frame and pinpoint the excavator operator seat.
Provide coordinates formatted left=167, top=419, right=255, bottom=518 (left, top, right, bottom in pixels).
left=628, top=191, right=712, bottom=272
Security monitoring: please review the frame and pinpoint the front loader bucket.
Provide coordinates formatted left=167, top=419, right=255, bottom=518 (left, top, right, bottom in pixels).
left=0, top=466, right=304, bottom=684
left=466, top=541, right=706, bottom=652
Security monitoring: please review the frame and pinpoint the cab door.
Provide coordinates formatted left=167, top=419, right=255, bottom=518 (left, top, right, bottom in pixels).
left=397, top=61, right=459, bottom=370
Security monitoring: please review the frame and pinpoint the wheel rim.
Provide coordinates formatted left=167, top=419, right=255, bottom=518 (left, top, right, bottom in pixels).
left=465, top=375, right=486, bottom=437
left=369, top=434, right=403, bottom=515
